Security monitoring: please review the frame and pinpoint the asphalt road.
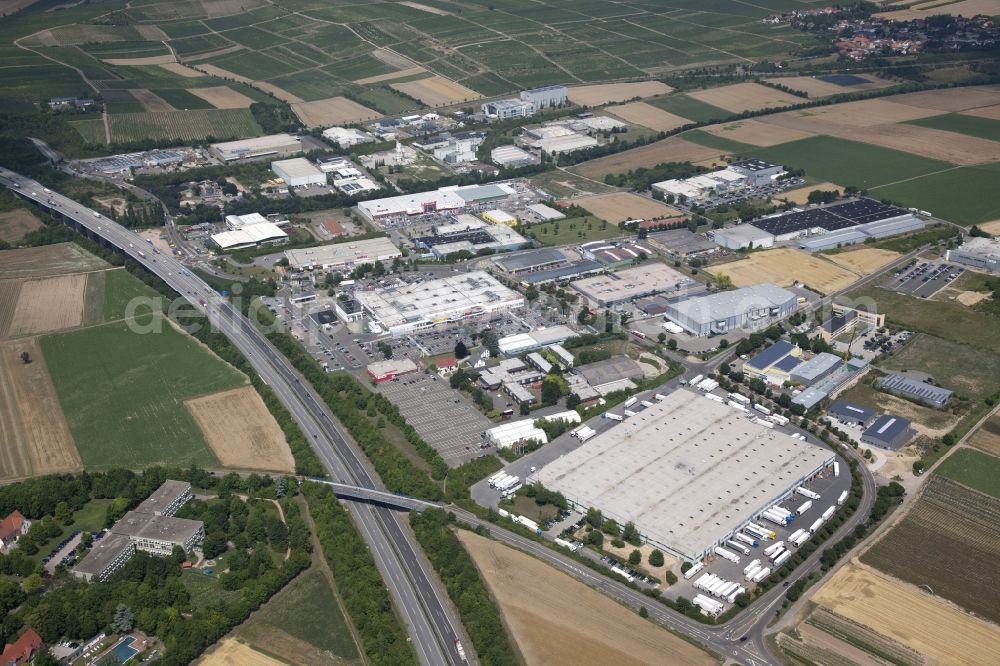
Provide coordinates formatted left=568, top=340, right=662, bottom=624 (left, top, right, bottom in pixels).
left=0, top=169, right=468, bottom=666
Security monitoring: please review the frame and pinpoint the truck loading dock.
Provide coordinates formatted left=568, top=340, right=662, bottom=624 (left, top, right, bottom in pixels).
left=535, top=389, right=834, bottom=561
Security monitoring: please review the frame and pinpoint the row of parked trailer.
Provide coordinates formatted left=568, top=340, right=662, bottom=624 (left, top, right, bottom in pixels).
left=487, top=471, right=521, bottom=497
left=497, top=509, right=542, bottom=535
left=603, top=392, right=670, bottom=422
left=693, top=573, right=746, bottom=605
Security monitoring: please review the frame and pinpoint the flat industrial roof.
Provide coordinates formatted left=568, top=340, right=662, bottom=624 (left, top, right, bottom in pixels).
left=537, top=389, right=833, bottom=559
left=136, top=480, right=189, bottom=515
left=285, top=237, right=401, bottom=269
left=113, top=511, right=203, bottom=543
left=571, top=263, right=691, bottom=303
left=670, top=284, right=796, bottom=325
left=492, top=247, right=566, bottom=272
left=74, top=533, right=133, bottom=577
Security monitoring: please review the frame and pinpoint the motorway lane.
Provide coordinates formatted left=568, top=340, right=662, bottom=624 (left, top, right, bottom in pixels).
left=0, top=169, right=466, bottom=666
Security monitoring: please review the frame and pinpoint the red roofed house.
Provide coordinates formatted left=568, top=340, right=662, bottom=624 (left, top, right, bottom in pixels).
left=322, top=220, right=347, bottom=237
left=0, top=511, right=30, bottom=553
left=435, top=357, right=458, bottom=377
left=1, top=627, right=42, bottom=665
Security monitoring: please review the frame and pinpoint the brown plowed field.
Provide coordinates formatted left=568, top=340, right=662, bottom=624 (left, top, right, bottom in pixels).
left=0, top=339, right=81, bottom=481
left=158, top=63, right=203, bottom=78
left=186, top=386, right=294, bottom=472
left=968, top=414, right=1000, bottom=456
left=825, top=248, right=901, bottom=275
left=196, top=639, right=285, bottom=666
left=709, top=248, right=858, bottom=294
left=575, top=192, right=682, bottom=224
left=889, top=84, right=1000, bottom=112
left=861, top=475, right=1000, bottom=625
left=963, top=104, right=1000, bottom=120
left=391, top=76, right=480, bottom=106
left=567, top=82, right=673, bottom=106
left=0, top=209, right=43, bottom=242
left=0, top=281, right=22, bottom=339
left=606, top=101, right=690, bottom=131
left=845, top=123, right=1000, bottom=165
left=8, top=274, right=86, bottom=337
left=457, top=530, right=715, bottom=666
left=761, top=98, right=940, bottom=130
left=353, top=66, right=426, bottom=85
left=189, top=86, right=254, bottom=109
left=291, top=96, right=379, bottom=127
left=130, top=89, right=175, bottom=112
left=813, top=562, right=1000, bottom=665
left=572, top=136, right=721, bottom=179
left=0, top=243, right=107, bottom=279
left=765, top=75, right=895, bottom=98
left=687, top=82, right=802, bottom=113
left=702, top=118, right=813, bottom=146
left=103, top=54, right=175, bottom=66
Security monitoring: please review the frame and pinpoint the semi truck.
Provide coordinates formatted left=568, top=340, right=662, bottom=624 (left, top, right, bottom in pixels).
left=769, top=414, right=790, bottom=426
left=514, top=515, right=538, bottom=531
left=623, top=409, right=637, bottom=417
left=753, top=403, right=772, bottom=416
left=654, top=393, right=668, bottom=401
left=724, top=586, right=745, bottom=604
left=624, top=396, right=638, bottom=408
left=808, top=518, right=824, bottom=534
left=761, top=511, right=789, bottom=527
left=554, top=538, right=581, bottom=552
left=796, top=500, right=813, bottom=515
left=743, top=559, right=762, bottom=576
left=705, top=393, right=725, bottom=403
left=640, top=400, right=655, bottom=408
left=733, top=533, right=759, bottom=547
left=728, top=393, right=750, bottom=406
left=752, top=567, right=771, bottom=583
left=497, top=508, right=510, bottom=518
left=821, top=506, right=836, bottom=521
left=611, top=566, right=635, bottom=583
left=774, top=551, right=792, bottom=567
left=763, top=541, right=785, bottom=556
left=746, top=523, right=776, bottom=539
left=714, top=546, right=741, bottom=563
left=726, top=540, right=751, bottom=556
left=693, top=595, right=724, bottom=617
left=487, top=471, right=507, bottom=487
left=689, top=374, right=705, bottom=387
left=768, top=547, right=786, bottom=562
left=603, top=412, right=624, bottom=421
left=788, top=529, right=806, bottom=543
left=683, top=561, right=704, bottom=579
left=791, top=531, right=810, bottom=546
left=796, top=486, right=821, bottom=500
left=770, top=505, right=794, bottom=519
left=833, top=461, right=840, bottom=477
left=837, top=490, right=849, bottom=506
left=502, top=482, right=522, bottom=497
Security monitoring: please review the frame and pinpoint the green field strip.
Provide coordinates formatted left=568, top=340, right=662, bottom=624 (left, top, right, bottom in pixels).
left=683, top=129, right=758, bottom=153
left=905, top=112, right=1000, bottom=143
left=870, top=163, right=1000, bottom=226
left=647, top=94, right=732, bottom=123
left=935, top=448, right=1000, bottom=499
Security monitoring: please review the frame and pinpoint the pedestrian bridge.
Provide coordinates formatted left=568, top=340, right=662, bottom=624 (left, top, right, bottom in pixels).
left=308, top=479, right=442, bottom=511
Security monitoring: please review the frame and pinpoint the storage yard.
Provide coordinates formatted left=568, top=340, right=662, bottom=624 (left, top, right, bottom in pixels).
left=535, top=389, right=835, bottom=561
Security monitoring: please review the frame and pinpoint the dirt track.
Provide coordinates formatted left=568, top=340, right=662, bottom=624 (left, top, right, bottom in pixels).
left=457, top=530, right=715, bottom=666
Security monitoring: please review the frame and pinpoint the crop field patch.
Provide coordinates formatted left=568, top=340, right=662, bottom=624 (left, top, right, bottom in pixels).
left=40, top=315, right=246, bottom=469
left=702, top=118, right=814, bottom=147
left=108, top=109, right=262, bottom=143
left=187, top=85, right=254, bottom=109
left=186, top=386, right=294, bottom=473
left=0, top=281, right=21, bottom=339
left=934, top=448, right=1000, bottom=499
left=687, top=82, right=802, bottom=113
left=457, top=530, right=716, bottom=666
left=574, top=192, right=682, bottom=225
left=834, top=122, right=1000, bottom=166
left=0, top=339, right=81, bottom=481
left=968, top=414, right=1000, bottom=457
left=353, top=66, right=427, bottom=85
left=861, top=475, right=1000, bottom=626
left=8, top=275, right=87, bottom=338
left=881, top=334, right=1000, bottom=400
left=572, top=136, right=723, bottom=180
left=765, top=75, right=896, bottom=98
left=890, top=84, right=1000, bottom=112
left=880, top=0, right=1000, bottom=21
left=824, top=248, right=901, bottom=275
left=129, top=88, right=176, bottom=111
left=870, top=163, right=1000, bottom=226
left=710, top=248, right=859, bottom=294
left=566, top=81, right=673, bottom=107
left=780, top=181, right=845, bottom=204
left=158, top=62, right=204, bottom=78
left=963, top=104, right=1000, bottom=121
left=102, top=54, right=176, bottom=66
left=199, top=639, right=288, bottom=666
left=290, top=96, right=379, bottom=127
left=0, top=209, right=42, bottom=242
left=906, top=112, right=1000, bottom=142
left=0, top=243, right=108, bottom=280
left=390, top=75, right=481, bottom=106
left=606, top=102, right=690, bottom=132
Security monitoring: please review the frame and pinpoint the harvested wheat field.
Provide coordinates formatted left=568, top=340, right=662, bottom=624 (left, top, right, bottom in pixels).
left=0, top=339, right=81, bottom=481
left=567, top=82, right=672, bottom=107
left=606, top=102, right=690, bottom=131
left=158, top=62, right=203, bottom=78
left=765, top=75, right=895, bottom=98
left=762, top=98, right=939, bottom=132
left=687, top=82, right=802, bottom=113
left=780, top=182, right=844, bottom=205
left=846, top=123, right=1000, bottom=165
left=967, top=414, right=1000, bottom=456
left=189, top=86, right=254, bottom=109
left=254, top=81, right=303, bottom=104
left=703, top=119, right=813, bottom=147
left=130, top=89, right=175, bottom=112
left=826, top=248, right=902, bottom=275
left=353, top=66, right=426, bottom=85
left=291, top=96, right=378, bottom=127
left=0, top=243, right=107, bottom=280
left=879, top=0, right=1000, bottom=20
left=890, top=85, right=1000, bottom=112
left=813, top=564, right=1000, bottom=666
left=0, top=281, right=21, bottom=339
left=457, top=530, right=715, bottom=666
left=186, top=386, right=294, bottom=472
left=0, top=209, right=42, bottom=242
left=102, top=54, right=175, bottom=66
left=710, top=248, right=858, bottom=294
left=8, top=275, right=87, bottom=337
left=977, top=219, right=1000, bottom=234
left=575, top=192, right=682, bottom=225
left=399, top=1, right=450, bottom=15
left=196, top=639, right=286, bottom=666
left=963, top=104, right=1000, bottom=120
left=573, top=136, right=721, bottom=179
left=391, top=76, right=480, bottom=106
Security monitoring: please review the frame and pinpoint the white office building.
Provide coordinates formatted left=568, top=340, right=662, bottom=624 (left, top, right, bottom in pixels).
left=272, top=158, right=327, bottom=188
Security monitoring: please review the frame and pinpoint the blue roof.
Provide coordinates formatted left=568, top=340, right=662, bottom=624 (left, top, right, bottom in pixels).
left=773, top=355, right=802, bottom=372
left=863, top=415, right=912, bottom=445
left=746, top=340, right=795, bottom=371
left=829, top=400, right=875, bottom=423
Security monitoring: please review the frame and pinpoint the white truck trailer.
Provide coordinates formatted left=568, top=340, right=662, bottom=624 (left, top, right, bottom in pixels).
left=734, top=533, right=759, bottom=547
left=514, top=515, right=538, bottom=531
left=795, top=501, right=813, bottom=515
left=763, top=541, right=785, bottom=556
left=683, top=561, right=705, bottom=579
left=746, top=523, right=776, bottom=539
left=754, top=418, right=775, bottom=429
left=724, top=586, right=745, bottom=604
left=729, top=403, right=748, bottom=413
left=487, top=471, right=506, bottom=486
left=833, top=461, right=840, bottom=477
left=796, top=486, right=821, bottom=500
left=654, top=393, right=668, bottom=401
left=698, top=378, right=719, bottom=392
left=791, top=531, right=810, bottom=546
left=743, top=559, right=763, bottom=576
left=752, top=567, right=771, bottom=583
left=497, top=508, right=510, bottom=518
left=768, top=413, right=790, bottom=426
left=744, top=565, right=762, bottom=582
left=726, top=540, right=751, bottom=556
left=808, top=518, right=824, bottom=534
left=704, top=393, right=725, bottom=403
left=774, top=551, right=792, bottom=567
left=787, top=529, right=806, bottom=543
left=623, top=409, right=637, bottom=417
left=753, top=403, right=772, bottom=416
left=768, top=547, right=786, bottom=562
left=761, top=511, right=789, bottom=527
left=693, top=595, right=724, bottom=617
left=728, top=393, right=750, bottom=406
left=623, top=396, right=638, bottom=408
left=837, top=490, right=849, bottom=506
left=822, top=506, right=836, bottom=521
left=714, top=546, right=741, bottom=563
left=603, top=412, right=624, bottom=421
left=611, top=566, right=635, bottom=583
left=641, top=400, right=655, bottom=408
left=688, top=374, right=705, bottom=387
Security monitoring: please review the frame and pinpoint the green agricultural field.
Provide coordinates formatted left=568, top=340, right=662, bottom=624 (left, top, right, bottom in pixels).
left=683, top=129, right=757, bottom=154
left=747, top=136, right=954, bottom=189
left=150, top=88, right=215, bottom=110
left=870, top=163, right=1000, bottom=226
left=935, top=448, right=1000, bottom=499
left=236, top=568, right=361, bottom=665
left=40, top=314, right=246, bottom=469
left=882, top=334, right=1000, bottom=399
left=527, top=216, right=626, bottom=246
left=101, top=268, right=162, bottom=322
left=905, top=113, right=1000, bottom=143
left=530, top=169, right=615, bottom=197
left=108, top=109, right=262, bottom=143
left=70, top=120, right=108, bottom=145
left=647, top=94, right=732, bottom=123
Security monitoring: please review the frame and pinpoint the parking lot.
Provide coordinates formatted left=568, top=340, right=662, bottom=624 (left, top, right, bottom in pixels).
left=377, top=371, right=494, bottom=466
left=886, top=259, right=964, bottom=299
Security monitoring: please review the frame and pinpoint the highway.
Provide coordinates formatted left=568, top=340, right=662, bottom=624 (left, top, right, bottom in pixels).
left=0, top=168, right=468, bottom=666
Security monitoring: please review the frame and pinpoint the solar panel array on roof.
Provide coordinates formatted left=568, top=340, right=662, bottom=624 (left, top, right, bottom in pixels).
left=878, top=374, right=953, bottom=407
left=751, top=198, right=909, bottom=236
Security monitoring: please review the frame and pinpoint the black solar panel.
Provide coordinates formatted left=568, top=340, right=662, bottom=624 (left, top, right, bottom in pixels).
left=749, top=198, right=908, bottom=235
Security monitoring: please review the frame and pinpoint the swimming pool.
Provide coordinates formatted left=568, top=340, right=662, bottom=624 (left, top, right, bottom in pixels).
left=104, top=637, right=138, bottom=664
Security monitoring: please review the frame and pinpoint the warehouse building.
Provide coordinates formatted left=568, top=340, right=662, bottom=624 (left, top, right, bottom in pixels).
left=482, top=209, right=517, bottom=226
left=743, top=340, right=802, bottom=383
left=947, top=236, right=1000, bottom=274
left=580, top=240, right=657, bottom=267
left=879, top=373, right=953, bottom=408
left=415, top=215, right=527, bottom=257
left=520, top=85, right=568, bottom=110
left=322, top=126, right=375, bottom=147
left=712, top=224, right=775, bottom=250
left=272, top=157, right=327, bottom=188
left=487, top=420, right=548, bottom=449
left=284, top=237, right=401, bottom=271
left=798, top=215, right=927, bottom=252
left=483, top=99, right=534, bottom=120
left=790, top=352, right=842, bottom=385
left=497, top=325, right=577, bottom=355
left=491, top=145, right=539, bottom=168
left=647, top=229, right=717, bottom=258
left=729, top=158, right=785, bottom=186
left=211, top=134, right=301, bottom=162
left=355, top=271, right=525, bottom=336
left=367, top=358, right=419, bottom=383
left=861, top=415, right=912, bottom=450
left=754, top=199, right=912, bottom=242
left=651, top=167, right=751, bottom=204
left=571, top=263, right=693, bottom=307
left=211, top=222, right=288, bottom=251
left=533, top=133, right=598, bottom=155
left=357, top=183, right=516, bottom=222
left=492, top=247, right=568, bottom=275
left=665, top=284, right=798, bottom=337
left=828, top=400, right=876, bottom=427
left=535, top=389, right=835, bottom=561
left=517, top=260, right=604, bottom=285
left=526, top=202, right=565, bottom=221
